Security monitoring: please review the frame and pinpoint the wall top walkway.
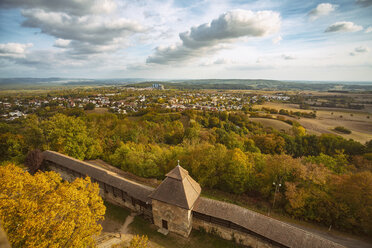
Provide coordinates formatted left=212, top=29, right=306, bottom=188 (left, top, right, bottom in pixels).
left=43, top=150, right=154, bottom=203
left=193, top=197, right=345, bottom=248
left=43, top=150, right=345, bottom=248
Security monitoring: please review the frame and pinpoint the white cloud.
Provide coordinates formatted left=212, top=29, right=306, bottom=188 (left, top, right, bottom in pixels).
left=147, top=9, right=281, bottom=64
left=65, top=41, right=123, bottom=55
left=0, top=43, right=33, bottom=58
left=22, top=9, right=145, bottom=46
left=200, top=58, right=232, bottom=66
left=54, top=39, right=71, bottom=48
left=325, top=22, right=363, bottom=33
left=213, top=58, right=232, bottom=64
left=308, top=3, right=336, bottom=21
left=179, top=10, right=280, bottom=48
left=272, top=35, right=282, bottom=44
left=0, top=0, right=116, bottom=16
left=21, top=9, right=145, bottom=55
left=1, top=0, right=371, bottom=80
left=365, top=26, right=372, bottom=33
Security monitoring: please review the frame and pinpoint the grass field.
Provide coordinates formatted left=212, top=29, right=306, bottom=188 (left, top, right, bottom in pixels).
left=255, top=102, right=372, bottom=143
left=104, top=201, right=131, bottom=224
left=85, top=107, right=109, bottom=114
left=100, top=201, right=131, bottom=234
left=250, top=117, right=293, bottom=134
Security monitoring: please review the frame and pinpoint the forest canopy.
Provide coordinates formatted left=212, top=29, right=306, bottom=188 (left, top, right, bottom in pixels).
left=1, top=108, right=372, bottom=236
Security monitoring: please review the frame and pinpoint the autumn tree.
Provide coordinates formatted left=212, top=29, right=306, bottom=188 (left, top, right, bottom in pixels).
left=292, top=124, right=306, bottom=137
left=253, top=134, right=285, bottom=154
left=0, top=164, right=105, bottom=248
left=112, top=235, right=149, bottom=248
left=284, top=162, right=332, bottom=220
left=129, top=235, right=149, bottom=248
left=331, top=171, right=372, bottom=234
left=259, top=154, right=303, bottom=198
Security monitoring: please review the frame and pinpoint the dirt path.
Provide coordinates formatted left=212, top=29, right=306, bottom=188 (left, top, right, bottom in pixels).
left=119, top=212, right=136, bottom=234
left=97, top=212, right=137, bottom=248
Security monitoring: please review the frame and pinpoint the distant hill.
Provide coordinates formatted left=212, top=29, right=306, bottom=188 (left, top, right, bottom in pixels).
left=1, top=78, right=371, bottom=91
left=0, top=78, right=147, bottom=89
left=127, top=79, right=372, bottom=91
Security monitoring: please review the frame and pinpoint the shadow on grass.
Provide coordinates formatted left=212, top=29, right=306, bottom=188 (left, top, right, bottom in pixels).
left=104, top=201, right=131, bottom=224
left=129, top=216, right=245, bottom=248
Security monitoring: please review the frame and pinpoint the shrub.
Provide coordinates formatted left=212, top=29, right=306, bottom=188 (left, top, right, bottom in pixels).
left=333, top=126, right=351, bottom=134
left=84, top=102, right=96, bottom=110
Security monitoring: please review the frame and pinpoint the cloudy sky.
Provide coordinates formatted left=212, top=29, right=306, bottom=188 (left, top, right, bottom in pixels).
left=0, top=0, right=371, bottom=81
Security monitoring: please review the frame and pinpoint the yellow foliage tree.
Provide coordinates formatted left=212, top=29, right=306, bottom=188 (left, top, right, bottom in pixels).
left=111, top=235, right=149, bottom=248
left=0, top=164, right=105, bottom=248
left=292, top=125, right=306, bottom=137
left=129, top=235, right=149, bottom=248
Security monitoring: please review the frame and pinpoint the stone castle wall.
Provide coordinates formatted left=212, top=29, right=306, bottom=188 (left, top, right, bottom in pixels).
left=45, top=161, right=151, bottom=217
left=44, top=158, right=286, bottom=247
left=43, top=151, right=345, bottom=248
left=192, top=218, right=276, bottom=248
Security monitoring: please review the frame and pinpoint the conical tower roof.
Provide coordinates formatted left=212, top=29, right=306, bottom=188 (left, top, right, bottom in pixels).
left=150, top=164, right=201, bottom=209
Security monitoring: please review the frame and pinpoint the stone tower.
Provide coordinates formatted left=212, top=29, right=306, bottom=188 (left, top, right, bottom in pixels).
left=150, top=163, right=201, bottom=237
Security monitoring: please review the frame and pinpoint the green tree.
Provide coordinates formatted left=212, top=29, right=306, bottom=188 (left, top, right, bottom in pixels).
left=304, top=153, right=349, bottom=174
left=0, top=133, right=26, bottom=163
left=84, top=102, right=95, bottom=110
left=42, top=114, right=100, bottom=160
left=220, top=148, right=252, bottom=194
left=188, top=143, right=227, bottom=188
left=184, top=119, right=201, bottom=142
left=109, top=142, right=162, bottom=178
left=164, top=120, right=184, bottom=145
left=23, top=114, right=44, bottom=150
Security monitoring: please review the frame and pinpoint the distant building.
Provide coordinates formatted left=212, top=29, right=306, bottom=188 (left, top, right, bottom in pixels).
left=152, top=83, right=165, bottom=90
left=9, top=110, right=23, bottom=117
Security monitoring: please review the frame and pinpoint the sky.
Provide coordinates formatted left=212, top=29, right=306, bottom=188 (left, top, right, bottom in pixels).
left=0, top=0, right=372, bottom=81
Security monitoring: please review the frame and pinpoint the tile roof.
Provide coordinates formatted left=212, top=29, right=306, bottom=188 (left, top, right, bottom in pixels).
left=150, top=165, right=201, bottom=209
